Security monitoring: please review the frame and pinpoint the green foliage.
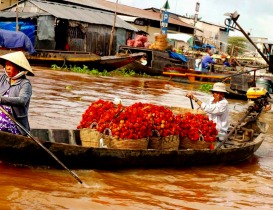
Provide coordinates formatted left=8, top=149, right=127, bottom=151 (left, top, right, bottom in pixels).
left=227, top=36, right=248, bottom=56
left=50, top=64, right=151, bottom=78
left=198, top=83, right=213, bottom=93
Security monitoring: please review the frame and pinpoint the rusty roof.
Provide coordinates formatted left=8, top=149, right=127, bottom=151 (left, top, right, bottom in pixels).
left=59, top=0, right=194, bottom=29
left=1, top=0, right=139, bottom=31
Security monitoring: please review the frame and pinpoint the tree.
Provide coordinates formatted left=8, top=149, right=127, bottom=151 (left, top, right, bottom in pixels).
left=227, top=36, right=248, bottom=56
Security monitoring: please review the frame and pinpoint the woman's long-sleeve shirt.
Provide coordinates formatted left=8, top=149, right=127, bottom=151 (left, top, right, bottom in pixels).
left=200, top=97, right=229, bottom=134
left=0, top=73, right=32, bottom=135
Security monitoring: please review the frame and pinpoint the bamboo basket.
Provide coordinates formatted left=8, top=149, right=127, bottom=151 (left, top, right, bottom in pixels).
left=179, top=136, right=213, bottom=149
left=80, top=122, right=102, bottom=147
left=97, top=128, right=112, bottom=148
left=148, top=130, right=179, bottom=150
left=111, top=137, right=149, bottom=150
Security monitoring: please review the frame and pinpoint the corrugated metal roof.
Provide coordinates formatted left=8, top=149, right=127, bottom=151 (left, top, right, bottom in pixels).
left=29, top=0, right=138, bottom=31
left=0, top=0, right=138, bottom=31
left=0, top=11, right=49, bottom=18
left=59, top=0, right=194, bottom=29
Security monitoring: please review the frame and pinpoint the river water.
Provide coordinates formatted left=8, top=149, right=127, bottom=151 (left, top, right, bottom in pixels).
left=1, top=67, right=273, bottom=210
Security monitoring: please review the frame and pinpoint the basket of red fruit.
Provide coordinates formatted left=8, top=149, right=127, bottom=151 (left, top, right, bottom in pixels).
left=176, top=112, right=218, bottom=149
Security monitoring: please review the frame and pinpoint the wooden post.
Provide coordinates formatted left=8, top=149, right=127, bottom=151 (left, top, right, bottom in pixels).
left=109, top=0, right=118, bottom=56
left=16, top=0, right=19, bottom=31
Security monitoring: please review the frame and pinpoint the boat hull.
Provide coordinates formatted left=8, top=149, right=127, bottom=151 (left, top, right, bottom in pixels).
left=0, top=49, right=144, bottom=71
left=0, top=129, right=265, bottom=169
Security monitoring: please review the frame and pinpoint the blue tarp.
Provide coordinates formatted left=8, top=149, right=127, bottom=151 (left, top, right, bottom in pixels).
left=168, top=50, right=188, bottom=63
left=0, top=29, right=36, bottom=54
left=191, top=45, right=202, bottom=50
left=202, top=44, right=215, bottom=49
left=0, top=21, right=35, bottom=44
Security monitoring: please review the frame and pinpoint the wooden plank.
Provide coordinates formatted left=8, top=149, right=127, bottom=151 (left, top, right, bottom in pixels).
left=162, top=72, right=225, bottom=79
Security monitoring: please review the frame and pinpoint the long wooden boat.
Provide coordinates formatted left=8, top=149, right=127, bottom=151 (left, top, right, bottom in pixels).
left=0, top=49, right=144, bottom=71
left=0, top=126, right=265, bottom=170
left=162, top=67, right=234, bottom=84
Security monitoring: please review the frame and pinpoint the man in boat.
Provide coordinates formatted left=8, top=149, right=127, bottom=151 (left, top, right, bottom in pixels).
left=0, top=51, right=34, bottom=136
left=201, top=50, right=216, bottom=72
left=194, top=53, right=202, bottom=71
left=186, top=82, right=229, bottom=141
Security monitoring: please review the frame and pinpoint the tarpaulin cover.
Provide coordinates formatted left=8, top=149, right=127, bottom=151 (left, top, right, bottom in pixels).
left=168, top=50, right=188, bottom=63
left=0, top=28, right=36, bottom=54
left=202, top=44, right=215, bottom=49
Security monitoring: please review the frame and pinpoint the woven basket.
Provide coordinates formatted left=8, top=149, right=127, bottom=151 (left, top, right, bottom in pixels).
left=80, top=122, right=112, bottom=148
left=148, top=130, right=179, bottom=150
left=170, top=107, right=206, bottom=115
left=80, top=122, right=102, bottom=147
left=179, top=136, right=213, bottom=149
left=98, top=128, right=112, bottom=148
left=111, top=137, right=149, bottom=150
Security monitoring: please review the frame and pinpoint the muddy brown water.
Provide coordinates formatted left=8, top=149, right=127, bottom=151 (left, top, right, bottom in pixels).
left=1, top=67, right=273, bottom=209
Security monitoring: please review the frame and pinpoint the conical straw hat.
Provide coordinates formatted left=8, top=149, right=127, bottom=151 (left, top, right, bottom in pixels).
left=0, top=51, right=34, bottom=76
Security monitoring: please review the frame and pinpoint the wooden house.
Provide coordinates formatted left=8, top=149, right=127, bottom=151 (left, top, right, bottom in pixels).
left=0, top=0, right=139, bottom=55
left=0, top=0, right=195, bottom=55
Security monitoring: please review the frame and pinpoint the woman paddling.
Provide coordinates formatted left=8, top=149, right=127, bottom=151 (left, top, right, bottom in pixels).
left=186, top=82, right=229, bottom=141
left=0, top=51, right=34, bottom=136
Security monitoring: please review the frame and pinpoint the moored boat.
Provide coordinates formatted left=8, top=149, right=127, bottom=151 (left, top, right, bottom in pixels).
left=162, top=67, right=234, bottom=84
left=118, top=45, right=193, bottom=76
left=0, top=48, right=144, bottom=71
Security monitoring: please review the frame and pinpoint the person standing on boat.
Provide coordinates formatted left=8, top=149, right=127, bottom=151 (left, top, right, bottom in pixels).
left=0, top=51, right=34, bottom=136
left=185, top=82, right=229, bottom=141
left=194, top=53, right=202, bottom=71
left=201, top=50, right=216, bottom=72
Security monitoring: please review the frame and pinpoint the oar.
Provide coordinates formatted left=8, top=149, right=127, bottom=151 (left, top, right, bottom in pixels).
left=0, top=106, right=83, bottom=184
left=190, top=97, right=194, bottom=109
left=221, top=66, right=268, bottom=81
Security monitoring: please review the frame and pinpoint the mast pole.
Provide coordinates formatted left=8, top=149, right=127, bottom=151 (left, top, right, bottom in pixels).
left=109, top=0, right=118, bottom=56
left=16, top=0, right=19, bottom=31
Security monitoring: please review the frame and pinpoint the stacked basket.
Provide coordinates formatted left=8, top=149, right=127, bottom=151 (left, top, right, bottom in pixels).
left=148, top=130, right=179, bottom=150
left=80, top=123, right=111, bottom=148
left=149, top=34, right=171, bottom=51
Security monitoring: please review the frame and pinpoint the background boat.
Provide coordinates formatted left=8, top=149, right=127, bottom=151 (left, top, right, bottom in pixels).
left=0, top=48, right=144, bottom=70
left=118, top=45, right=194, bottom=76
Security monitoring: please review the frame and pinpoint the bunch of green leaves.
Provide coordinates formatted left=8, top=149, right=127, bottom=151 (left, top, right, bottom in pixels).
left=198, top=84, right=213, bottom=93
left=51, top=64, right=152, bottom=78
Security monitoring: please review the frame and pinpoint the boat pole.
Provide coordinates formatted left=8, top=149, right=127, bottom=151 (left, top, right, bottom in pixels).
left=220, top=66, right=268, bottom=81
left=216, top=108, right=251, bottom=149
left=109, top=0, right=118, bottom=56
left=16, top=0, right=19, bottom=31
left=0, top=106, right=83, bottom=184
left=228, top=11, right=273, bottom=71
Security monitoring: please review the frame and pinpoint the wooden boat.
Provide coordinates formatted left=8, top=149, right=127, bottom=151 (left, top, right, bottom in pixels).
left=118, top=45, right=193, bottom=76
left=0, top=48, right=144, bottom=71
left=162, top=67, right=235, bottom=84
left=0, top=125, right=265, bottom=170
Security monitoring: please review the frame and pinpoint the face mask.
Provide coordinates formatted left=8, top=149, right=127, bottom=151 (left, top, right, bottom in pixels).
left=4, top=68, right=28, bottom=80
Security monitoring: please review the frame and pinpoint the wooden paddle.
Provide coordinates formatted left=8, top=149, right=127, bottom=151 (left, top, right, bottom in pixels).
left=190, top=98, right=194, bottom=109
left=220, top=66, right=268, bottom=81
left=0, top=106, right=83, bottom=184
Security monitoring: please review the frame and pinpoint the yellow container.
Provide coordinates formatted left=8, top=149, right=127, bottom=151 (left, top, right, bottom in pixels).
left=246, top=87, right=268, bottom=99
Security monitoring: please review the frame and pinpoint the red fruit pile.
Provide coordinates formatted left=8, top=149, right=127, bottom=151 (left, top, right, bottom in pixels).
left=77, top=100, right=218, bottom=142
left=175, top=112, right=218, bottom=142
left=77, top=99, right=116, bottom=129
